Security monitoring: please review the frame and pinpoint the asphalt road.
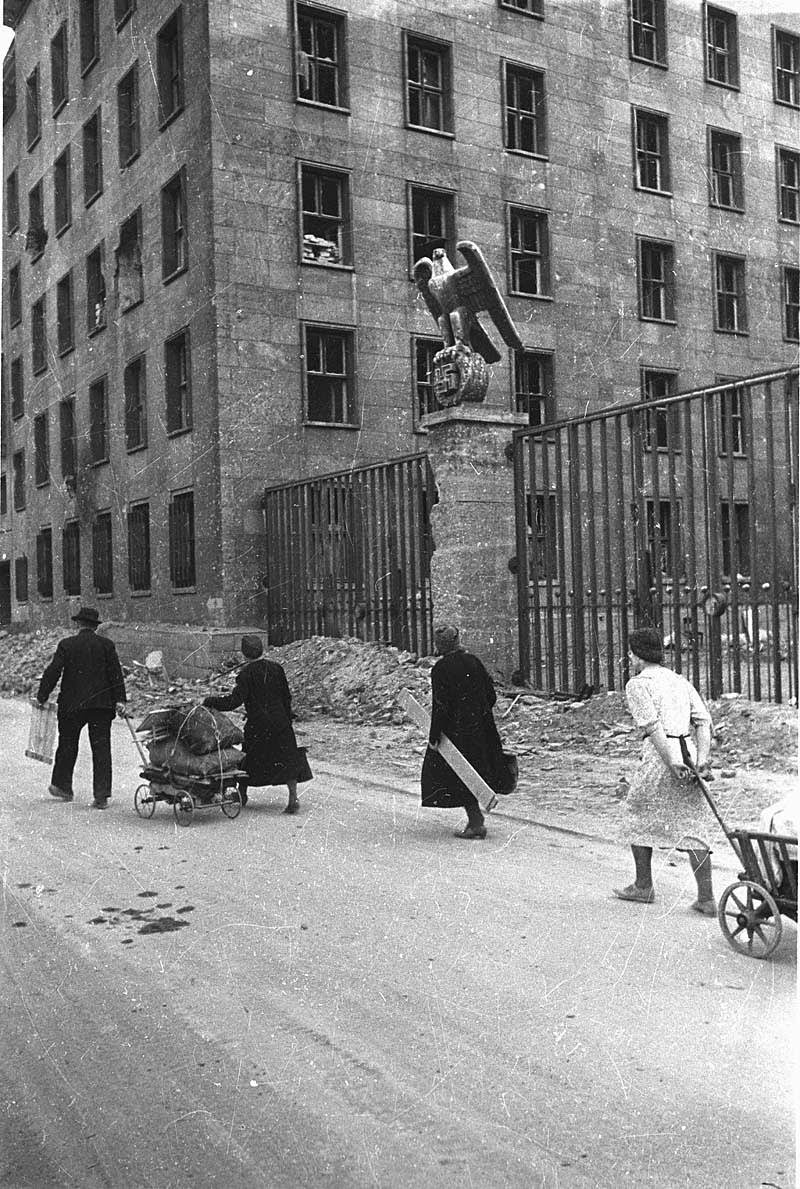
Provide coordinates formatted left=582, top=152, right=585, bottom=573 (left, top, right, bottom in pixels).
left=1, top=699, right=795, bottom=1189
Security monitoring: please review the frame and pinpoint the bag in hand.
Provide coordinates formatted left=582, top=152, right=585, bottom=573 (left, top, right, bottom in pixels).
left=494, top=750, right=519, bottom=795
left=297, top=746, right=313, bottom=784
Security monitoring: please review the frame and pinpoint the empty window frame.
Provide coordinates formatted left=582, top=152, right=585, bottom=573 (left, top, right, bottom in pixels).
left=0, top=475, right=6, bottom=517
left=117, top=64, right=140, bottom=166
left=10, top=356, right=23, bottom=419
left=637, top=238, right=675, bottom=322
left=296, top=3, right=347, bottom=107
left=641, top=369, right=677, bottom=451
left=527, top=493, right=557, bottom=573
left=56, top=271, right=74, bottom=355
left=773, top=27, right=800, bottom=107
left=413, top=336, right=439, bottom=425
left=31, top=295, right=47, bottom=374
left=13, top=450, right=26, bottom=511
left=6, top=169, right=19, bottom=232
left=83, top=110, right=103, bottom=204
left=8, top=263, right=22, bottom=327
left=405, top=34, right=452, bottom=133
left=4, top=48, right=16, bottom=126
left=157, top=7, right=184, bottom=126
left=168, top=489, right=196, bottom=589
left=127, top=502, right=151, bottom=592
left=633, top=108, right=670, bottom=192
left=629, top=0, right=666, bottom=64
left=708, top=128, right=743, bottom=209
left=514, top=351, right=554, bottom=425
left=80, top=0, right=99, bottom=74
left=115, top=0, right=136, bottom=30
left=718, top=383, right=746, bottom=455
left=116, top=208, right=143, bottom=310
left=409, top=185, right=455, bottom=269
left=720, top=500, right=750, bottom=577
left=165, top=329, right=191, bottom=434
left=51, top=22, right=68, bottom=114
left=161, top=168, right=187, bottom=280
left=777, top=147, right=800, bottom=222
left=300, top=163, right=351, bottom=265
left=54, top=147, right=71, bottom=234
left=62, top=521, right=81, bottom=595
left=26, top=67, right=40, bottom=149
left=499, top=0, right=544, bottom=17
left=303, top=324, right=355, bottom=424
left=89, top=375, right=109, bottom=464
left=124, top=354, right=147, bottom=450
left=15, top=556, right=28, bottom=603
left=93, top=512, right=113, bottom=594
left=509, top=206, right=551, bottom=297
left=645, top=498, right=679, bottom=575
left=34, top=413, right=49, bottom=486
left=504, top=63, right=547, bottom=156
left=86, top=243, right=106, bottom=334
left=705, top=4, right=738, bottom=88
left=60, top=398, right=77, bottom=479
left=36, top=527, right=53, bottom=597
left=785, top=267, right=800, bottom=342
left=714, top=254, right=747, bottom=333
left=27, top=179, right=46, bottom=258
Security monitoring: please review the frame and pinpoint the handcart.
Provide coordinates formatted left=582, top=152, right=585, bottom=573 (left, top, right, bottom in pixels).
left=690, top=760, right=797, bottom=959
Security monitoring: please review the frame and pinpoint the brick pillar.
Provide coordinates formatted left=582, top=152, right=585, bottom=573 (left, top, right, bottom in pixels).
left=425, top=406, right=528, bottom=680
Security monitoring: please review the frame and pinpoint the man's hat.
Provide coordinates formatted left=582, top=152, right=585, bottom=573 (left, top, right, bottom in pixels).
left=72, top=606, right=101, bottom=626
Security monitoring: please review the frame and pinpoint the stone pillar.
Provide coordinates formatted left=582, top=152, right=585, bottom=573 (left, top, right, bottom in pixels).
left=424, top=406, right=528, bottom=681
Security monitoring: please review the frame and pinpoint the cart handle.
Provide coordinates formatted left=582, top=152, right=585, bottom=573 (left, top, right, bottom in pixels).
left=122, top=711, right=150, bottom=766
left=683, top=754, right=744, bottom=864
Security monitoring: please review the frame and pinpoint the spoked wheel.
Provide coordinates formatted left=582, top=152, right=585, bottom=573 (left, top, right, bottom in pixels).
left=134, top=783, right=156, bottom=818
left=220, top=786, right=242, bottom=819
left=173, top=792, right=194, bottom=827
left=717, top=880, right=783, bottom=959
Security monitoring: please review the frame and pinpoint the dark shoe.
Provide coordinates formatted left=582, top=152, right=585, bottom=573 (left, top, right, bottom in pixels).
left=284, top=801, right=299, bottom=815
left=612, top=883, right=655, bottom=904
left=454, top=824, right=487, bottom=839
left=689, top=898, right=716, bottom=916
left=91, top=799, right=108, bottom=810
left=48, top=784, right=73, bottom=801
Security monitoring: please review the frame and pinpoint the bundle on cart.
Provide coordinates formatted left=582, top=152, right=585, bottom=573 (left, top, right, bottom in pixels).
left=137, top=703, right=244, bottom=798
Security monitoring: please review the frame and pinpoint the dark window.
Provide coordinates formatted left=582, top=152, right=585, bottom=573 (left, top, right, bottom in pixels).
left=117, top=65, right=140, bottom=166
left=774, top=28, right=800, bottom=107
left=56, top=272, right=74, bottom=356
left=8, top=264, right=22, bottom=327
left=638, top=239, right=675, bottom=322
left=26, top=67, right=40, bottom=149
left=157, top=7, right=184, bottom=126
left=34, top=413, right=49, bottom=486
left=6, top=170, right=19, bottom=233
left=778, top=148, right=800, bottom=222
left=80, top=0, right=99, bottom=74
left=62, top=521, right=81, bottom=595
left=13, top=450, right=25, bottom=511
left=127, top=502, right=151, bottom=591
left=296, top=4, right=347, bottom=107
left=527, top=493, right=557, bottom=573
left=646, top=499, right=679, bottom=575
left=89, top=376, right=109, bottom=464
left=92, top=512, right=113, bottom=594
left=3, top=48, right=16, bottom=126
left=83, top=110, right=103, bottom=204
left=300, top=164, right=350, bottom=265
left=499, top=0, right=543, bottom=16
left=709, top=128, right=743, bottom=209
left=10, top=357, right=24, bottom=420
left=51, top=22, right=68, bottom=114
left=514, top=352, right=554, bottom=424
left=165, top=330, right=191, bottom=434
left=15, top=556, right=28, bottom=603
left=642, top=369, right=677, bottom=450
left=124, top=354, right=147, bottom=450
left=504, top=64, right=547, bottom=157
left=413, top=337, right=439, bottom=425
left=115, top=0, right=136, bottom=29
left=509, top=207, right=550, bottom=297
left=409, top=185, right=455, bottom=268
left=718, top=384, right=746, bottom=456
left=86, top=243, right=106, bottom=333
left=161, top=168, right=187, bottom=279
left=116, top=209, right=143, bottom=310
left=32, top=295, right=48, bottom=374
left=27, top=179, right=47, bottom=259
left=36, top=527, right=53, bottom=598
left=0, top=475, right=5, bottom=516
left=60, top=399, right=77, bottom=479
left=405, top=35, right=451, bottom=133
left=785, top=267, right=800, bottom=342
left=169, top=490, right=196, bottom=589
left=629, top=0, right=667, bottom=64
left=54, top=147, right=71, bottom=234
left=634, top=108, right=670, bottom=192
left=705, top=4, right=739, bottom=88
left=714, top=254, right=747, bottom=333
left=720, top=501, right=750, bottom=578
left=303, top=325, right=355, bottom=424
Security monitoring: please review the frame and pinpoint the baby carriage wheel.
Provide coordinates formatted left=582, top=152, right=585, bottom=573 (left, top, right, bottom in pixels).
left=717, top=879, right=783, bottom=959
left=134, top=783, right=156, bottom=818
left=220, top=786, right=242, bottom=819
left=173, top=792, right=194, bottom=827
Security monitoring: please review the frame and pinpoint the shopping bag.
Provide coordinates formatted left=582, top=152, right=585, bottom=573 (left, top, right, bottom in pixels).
left=297, top=747, right=313, bottom=784
left=25, top=699, right=57, bottom=764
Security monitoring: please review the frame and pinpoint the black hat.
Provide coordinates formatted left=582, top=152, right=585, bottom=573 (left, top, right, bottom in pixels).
left=629, top=627, right=664, bottom=664
left=434, top=624, right=460, bottom=654
left=241, top=634, right=264, bottom=659
left=72, top=606, right=101, bottom=626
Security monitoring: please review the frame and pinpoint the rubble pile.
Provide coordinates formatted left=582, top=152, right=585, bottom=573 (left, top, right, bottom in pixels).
left=0, top=628, right=65, bottom=696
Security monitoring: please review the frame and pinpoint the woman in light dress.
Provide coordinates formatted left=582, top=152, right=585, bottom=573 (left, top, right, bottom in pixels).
left=613, top=626, right=716, bottom=914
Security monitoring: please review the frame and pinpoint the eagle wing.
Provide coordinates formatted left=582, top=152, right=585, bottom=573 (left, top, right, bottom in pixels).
left=413, top=257, right=444, bottom=324
left=452, top=241, right=524, bottom=352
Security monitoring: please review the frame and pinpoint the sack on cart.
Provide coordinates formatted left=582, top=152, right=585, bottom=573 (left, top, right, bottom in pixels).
left=147, top=737, right=244, bottom=778
left=25, top=698, right=58, bottom=764
left=165, top=704, right=243, bottom=754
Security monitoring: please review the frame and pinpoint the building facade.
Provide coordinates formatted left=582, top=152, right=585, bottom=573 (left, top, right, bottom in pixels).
left=1, top=0, right=798, bottom=629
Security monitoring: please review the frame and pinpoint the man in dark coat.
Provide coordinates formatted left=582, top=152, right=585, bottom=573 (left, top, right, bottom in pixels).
left=203, top=635, right=305, bottom=812
left=37, top=606, right=127, bottom=808
left=420, top=624, right=505, bottom=839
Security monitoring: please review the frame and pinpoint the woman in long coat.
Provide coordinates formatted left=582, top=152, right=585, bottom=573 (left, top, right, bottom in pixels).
left=420, top=624, right=506, bottom=839
left=204, top=635, right=303, bottom=812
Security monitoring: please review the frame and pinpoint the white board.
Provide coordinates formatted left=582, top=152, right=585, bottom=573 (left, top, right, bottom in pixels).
left=398, top=688, right=498, bottom=814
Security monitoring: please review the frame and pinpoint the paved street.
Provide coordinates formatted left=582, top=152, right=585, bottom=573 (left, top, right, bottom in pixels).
left=1, top=697, right=795, bottom=1189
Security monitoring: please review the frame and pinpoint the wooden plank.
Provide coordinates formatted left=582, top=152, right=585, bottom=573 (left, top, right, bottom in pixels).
left=398, top=689, right=498, bottom=814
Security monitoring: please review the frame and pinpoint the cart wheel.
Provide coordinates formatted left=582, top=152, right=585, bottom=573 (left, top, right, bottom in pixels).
left=717, top=880, right=783, bottom=959
left=173, top=792, right=194, bottom=827
left=220, top=787, right=242, bottom=820
left=134, top=783, right=156, bottom=819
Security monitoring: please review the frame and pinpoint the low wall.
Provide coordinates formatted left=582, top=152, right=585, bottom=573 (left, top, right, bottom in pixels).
left=100, top=622, right=267, bottom=679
